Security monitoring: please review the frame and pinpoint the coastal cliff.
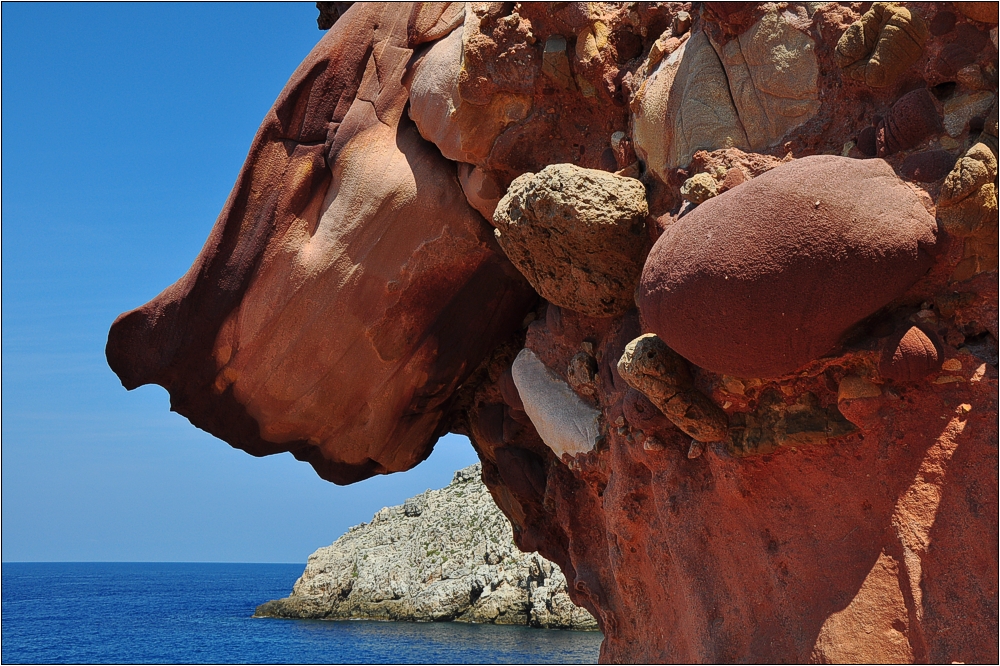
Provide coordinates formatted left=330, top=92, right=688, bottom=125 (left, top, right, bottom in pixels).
left=255, top=464, right=597, bottom=630
left=109, top=2, right=999, bottom=662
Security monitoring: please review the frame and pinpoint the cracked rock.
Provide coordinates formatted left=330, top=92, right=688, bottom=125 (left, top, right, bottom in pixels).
left=616, top=334, right=728, bottom=443
left=836, top=2, right=928, bottom=88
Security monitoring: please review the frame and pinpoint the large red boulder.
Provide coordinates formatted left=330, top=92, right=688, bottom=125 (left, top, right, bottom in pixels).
left=637, top=155, right=939, bottom=378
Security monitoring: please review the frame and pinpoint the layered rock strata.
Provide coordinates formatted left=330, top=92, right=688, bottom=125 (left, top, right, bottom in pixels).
left=255, top=464, right=598, bottom=630
left=109, top=2, right=999, bottom=663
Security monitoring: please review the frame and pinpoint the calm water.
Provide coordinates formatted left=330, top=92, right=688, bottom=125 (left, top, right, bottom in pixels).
left=1, top=562, right=602, bottom=664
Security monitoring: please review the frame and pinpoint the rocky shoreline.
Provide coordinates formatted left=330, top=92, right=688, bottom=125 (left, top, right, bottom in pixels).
left=255, top=465, right=597, bottom=631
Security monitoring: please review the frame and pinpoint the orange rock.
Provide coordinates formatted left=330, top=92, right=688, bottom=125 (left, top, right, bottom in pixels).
left=107, top=2, right=536, bottom=484
left=109, top=3, right=999, bottom=662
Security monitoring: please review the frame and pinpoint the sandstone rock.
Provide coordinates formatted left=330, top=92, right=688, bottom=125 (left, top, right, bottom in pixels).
left=106, top=2, right=536, bottom=484
left=566, top=351, right=599, bottom=396
left=836, top=2, right=928, bottom=88
left=877, top=88, right=943, bottom=156
left=616, top=334, right=728, bottom=443
left=457, top=163, right=504, bottom=221
left=938, top=141, right=999, bottom=281
left=637, top=155, right=939, bottom=378
left=492, top=164, right=649, bottom=318
left=710, top=5, right=821, bottom=150
left=621, top=387, right=671, bottom=433
left=255, top=464, right=598, bottom=630
left=511, top=348, right=602, bottom=459
left=879, top=326, right=943, bottom=382
left=837, top=375, right=883, bottom=430
left=632, top=30, right=748, bottom=178
left=679, top=172, right=719, bottom=204
left=409, top=22, right=531, bottom=168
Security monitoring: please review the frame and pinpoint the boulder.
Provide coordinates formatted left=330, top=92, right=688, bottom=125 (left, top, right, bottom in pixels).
left=493, top=164, right=649, bottom=318
left=632, top=30, right=748, bottom=178
left=616, top=334, right=728, bottom=443
left=710, top=5, right=821, bottom=150
left=836, top=2, right=928, bottom=88
left=511, top=348, right=602, bottom=459
left=877, top=88, right=943, bottom=156
left=636, top=155, right=939, bottom=378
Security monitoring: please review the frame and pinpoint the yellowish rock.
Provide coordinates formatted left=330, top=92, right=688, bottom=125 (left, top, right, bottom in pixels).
left=836, top=2, right=928, bottom=88
left=838, top=375, right=882, bottom=401
left=711, top=6, right=821, bottom=150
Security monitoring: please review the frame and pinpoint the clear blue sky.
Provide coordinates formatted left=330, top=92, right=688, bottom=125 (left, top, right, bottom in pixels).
left=1, top=3, right=479, bottom=563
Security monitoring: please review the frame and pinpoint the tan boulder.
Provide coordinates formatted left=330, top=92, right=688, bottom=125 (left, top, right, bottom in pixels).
left=492, top=163, right=649, bottom=317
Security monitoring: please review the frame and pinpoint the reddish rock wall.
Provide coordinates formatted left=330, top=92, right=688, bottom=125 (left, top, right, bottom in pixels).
left=108, top=2, right=998, bottom=662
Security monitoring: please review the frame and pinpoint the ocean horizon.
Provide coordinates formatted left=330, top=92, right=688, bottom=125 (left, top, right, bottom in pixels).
left=1, top=561, right=603, bottom=664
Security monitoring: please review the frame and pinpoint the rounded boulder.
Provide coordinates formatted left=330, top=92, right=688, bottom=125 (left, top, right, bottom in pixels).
left=636, top=155, right=939, bottom=378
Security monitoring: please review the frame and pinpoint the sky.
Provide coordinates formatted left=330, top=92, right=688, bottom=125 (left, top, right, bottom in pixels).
left=1, top=3, right=480, bottom=563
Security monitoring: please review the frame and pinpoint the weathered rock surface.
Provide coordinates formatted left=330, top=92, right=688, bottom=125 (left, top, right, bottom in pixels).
left=637, top=155, right=939, bottom=379
left=710, top=4, right=821, bottom=150
left=111, top=3, right=1000, bottom=663
left=493, top=164, right=648, bottom=318
left=836, top=2, right=928, bottom=88
left=256, top=464, right=598, bottom=630
left=616, top=334, right=728, bottom=443
left=633, top=30, right=748, bottom=178
left=105, top=2, right=537, bottom=485
left=511, top=348, right=602, bottom=459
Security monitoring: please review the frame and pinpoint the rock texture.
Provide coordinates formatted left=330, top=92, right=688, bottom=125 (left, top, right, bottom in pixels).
left=637, top=155, right=939, bottom=379
left=255, top=464, right=598, bottom=631
left=110, top=3, right=999, bottom=663
left=492, top=164, right=648, bottom=317
left=105, top=3, right=537, bottom=485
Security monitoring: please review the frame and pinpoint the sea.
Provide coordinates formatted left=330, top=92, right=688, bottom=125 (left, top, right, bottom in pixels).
left=1, top=562, right=603, bottom=664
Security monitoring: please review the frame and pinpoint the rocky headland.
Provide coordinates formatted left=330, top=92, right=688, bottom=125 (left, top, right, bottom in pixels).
left=109, top=2, right=998, bottom=662
left=255, top=464, right=597, bottom=630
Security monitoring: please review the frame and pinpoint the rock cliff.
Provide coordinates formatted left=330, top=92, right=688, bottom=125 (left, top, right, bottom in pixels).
left=108, top=3, right=998, bottom=662
left=255, top=464, right=597, bottom=630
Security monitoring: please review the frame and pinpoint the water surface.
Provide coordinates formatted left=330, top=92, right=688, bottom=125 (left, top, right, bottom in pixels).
left=2, top=562, right=602, bottom=664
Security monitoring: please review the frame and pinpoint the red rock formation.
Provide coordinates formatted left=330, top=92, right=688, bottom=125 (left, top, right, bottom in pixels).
left=108, top=2, right=998, bottom=662
left=106, top=2, right=537, bottom=484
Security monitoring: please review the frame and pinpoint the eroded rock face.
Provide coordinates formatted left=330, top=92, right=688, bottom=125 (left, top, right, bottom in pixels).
left=111, top=2, right=999, bottom=663
left=106, top=2, right=537, bottom=484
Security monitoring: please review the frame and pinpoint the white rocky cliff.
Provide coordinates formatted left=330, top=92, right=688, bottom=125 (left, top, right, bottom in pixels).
left=255, top=464, right=598, bottom=630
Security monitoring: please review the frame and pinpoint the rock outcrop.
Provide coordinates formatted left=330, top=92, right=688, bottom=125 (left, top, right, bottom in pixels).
left=255, top=464, right=598, bottom=631
left=109, top=3, right=999, bottom=663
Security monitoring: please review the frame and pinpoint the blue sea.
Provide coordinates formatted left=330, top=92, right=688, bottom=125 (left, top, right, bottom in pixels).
left=1, top=562, right=602, bottom=664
